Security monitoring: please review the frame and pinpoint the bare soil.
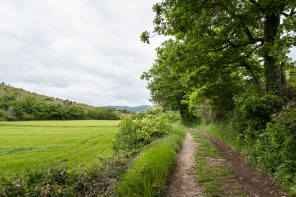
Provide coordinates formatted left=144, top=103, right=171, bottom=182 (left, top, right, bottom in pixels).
left=195, top=129, right=288, bottom=197
left=165, top=130, right=204, bottom=197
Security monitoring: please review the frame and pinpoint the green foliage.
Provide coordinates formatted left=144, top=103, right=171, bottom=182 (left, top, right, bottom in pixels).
left=187, top=73, right=243, bottom=123
left=149, top=0, right=295, bottom=94
left=115, top=126, right=185, bottom=196
left=0, top=109, right=4, bottom=120
left=0, top=93, right=17, bottom=110
left=141, top=0, right=296, bottom=194
left=252, top=103, right=296, bottom=192
left=113, top=108, right=176, bottom=153
left=233, top=92, right=283, bottom=133
left=142, top=0, right=296, bottom=123
left=0, top=154, right=131, bottom=197
left=0, top=93, right=119, bottom=121
left=0, top=83, right=122, bottom=121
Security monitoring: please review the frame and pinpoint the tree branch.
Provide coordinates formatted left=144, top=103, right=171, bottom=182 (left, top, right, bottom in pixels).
left=289, top=9, right=296, bottom=18
left=281, top=9, right=295, bottom=18
left=281, top=12, right=289, bottom=17
left=243, top=27, right=264, bottom=43
left=225, top=7, right=264, bottom=46
left=228, top=37, right=263, bottom=48
left=248, top=0, right=265, bottom=12
left=220, top=43, right=263, bottom=65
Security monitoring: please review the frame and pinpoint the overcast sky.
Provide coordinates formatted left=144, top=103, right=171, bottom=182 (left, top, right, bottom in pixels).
left=0, top=1, right=295, bottom=107
left=0, top=0, right=164, bottom=107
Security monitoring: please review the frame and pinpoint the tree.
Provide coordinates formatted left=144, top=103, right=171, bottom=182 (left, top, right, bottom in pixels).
left=141, top=39, right=197, bottom=121
left=142, top=38, right=244, bottom=121
left=142, top=0, right=296, bottom=96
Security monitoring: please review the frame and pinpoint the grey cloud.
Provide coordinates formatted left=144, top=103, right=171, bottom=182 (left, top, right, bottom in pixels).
left=0, top=0, right=163, bottom=106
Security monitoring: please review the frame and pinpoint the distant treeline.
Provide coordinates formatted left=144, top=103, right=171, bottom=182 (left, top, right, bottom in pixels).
left=0, top=93, right=123, bottom=121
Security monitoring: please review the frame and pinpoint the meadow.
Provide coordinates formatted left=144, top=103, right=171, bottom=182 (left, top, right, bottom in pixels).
left=0, top=120, right=119, bottom=177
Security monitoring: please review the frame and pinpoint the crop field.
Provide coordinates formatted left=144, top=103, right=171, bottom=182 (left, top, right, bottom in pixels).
left=0, top=120, right=119, bottom=177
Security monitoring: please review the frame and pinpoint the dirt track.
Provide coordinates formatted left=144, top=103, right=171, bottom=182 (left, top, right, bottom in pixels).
left=166, top=130, right=204, bottom=197
left=195, top=129, right=288, bottom=197
left=165, top=129, right=288, bottom=197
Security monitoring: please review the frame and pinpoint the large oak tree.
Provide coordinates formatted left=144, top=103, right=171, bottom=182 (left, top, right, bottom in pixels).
left=142, top=0, right=296, bottom=94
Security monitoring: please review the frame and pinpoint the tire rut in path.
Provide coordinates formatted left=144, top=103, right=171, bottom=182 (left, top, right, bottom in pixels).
left=165, top=130, right=204, bottom=197
left=195, top=129, right=288, bottom=197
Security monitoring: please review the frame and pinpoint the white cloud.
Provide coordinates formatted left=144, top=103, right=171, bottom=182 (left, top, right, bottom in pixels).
left=0, top=0, right=164, bottom=106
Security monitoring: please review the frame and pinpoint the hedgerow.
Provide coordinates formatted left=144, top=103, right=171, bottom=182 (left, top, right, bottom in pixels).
left=251, top=102, right=296, bottom=195
left=0, top=154, right=131, bottom=196
left=0, top=108, right=182, bottom=196
left=114, top=123, right=185, bottom=196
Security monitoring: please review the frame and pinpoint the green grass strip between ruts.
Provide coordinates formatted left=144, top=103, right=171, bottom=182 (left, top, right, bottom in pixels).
left=188, top=128, right=243, bottom=197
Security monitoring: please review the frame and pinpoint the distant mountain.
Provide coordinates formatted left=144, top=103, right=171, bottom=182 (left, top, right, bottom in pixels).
left=105, top=105, right=152, bottom=112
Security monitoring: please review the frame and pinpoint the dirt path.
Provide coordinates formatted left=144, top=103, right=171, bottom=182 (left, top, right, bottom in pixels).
left=166, top=130, right=204, bottom=197
left=195, top=129, right=288, bottom=197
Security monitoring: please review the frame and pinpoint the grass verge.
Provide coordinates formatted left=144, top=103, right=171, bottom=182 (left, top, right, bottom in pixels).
left=188, top=128, right=244, bottom=197
left=115, top=122, right=185, bottom=197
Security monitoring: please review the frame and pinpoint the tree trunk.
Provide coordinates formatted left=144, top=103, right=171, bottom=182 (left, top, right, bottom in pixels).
left=264, top=12, right=281, bottom=95
left=278, top=61, right=288, bottom=96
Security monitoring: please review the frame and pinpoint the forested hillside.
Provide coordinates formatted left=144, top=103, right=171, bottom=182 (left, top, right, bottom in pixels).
left=0, top=83, right=121, bottom=120
left=141, top=0, right=296, bottom=194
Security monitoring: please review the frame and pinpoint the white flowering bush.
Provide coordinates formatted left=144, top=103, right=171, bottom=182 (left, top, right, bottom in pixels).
left=113, top=108, right=176, bottom=152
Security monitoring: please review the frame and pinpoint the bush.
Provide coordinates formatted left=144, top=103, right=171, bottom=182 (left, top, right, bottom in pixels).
left=0, top=155, right=132, bottom=196
left=113, top=109, right=175, bottom=153
left=0, top=109, right=4, bottom=120
left=251, top=102, right=296, bottom=192
left=230, top=92, right=283, bottom=147
left=233, top=92, right=282, bottom=130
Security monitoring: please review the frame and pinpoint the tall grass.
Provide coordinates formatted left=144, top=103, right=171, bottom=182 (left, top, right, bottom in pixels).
left=115, top=123, right=185, bottom=197
left=195, top=123, right=243, bottom=152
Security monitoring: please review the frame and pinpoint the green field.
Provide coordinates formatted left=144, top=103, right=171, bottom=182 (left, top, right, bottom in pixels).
left=0, top=120, right=119, bottom=177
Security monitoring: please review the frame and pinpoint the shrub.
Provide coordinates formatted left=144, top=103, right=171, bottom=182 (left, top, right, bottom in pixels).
left=0, top=154, right=132, bottom=196
left=113, top=109, right=175, bottom=153
left=233, top=92, right=282, bottom=130
left=230, top=92, right=283, bottom=147
left=251, top=102, right=296, bottom=191
left=0, top=109, right=4, bottom=120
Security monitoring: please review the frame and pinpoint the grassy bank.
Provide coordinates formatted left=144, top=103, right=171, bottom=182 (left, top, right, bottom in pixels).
left=115, top=122, right=185, bottom=197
